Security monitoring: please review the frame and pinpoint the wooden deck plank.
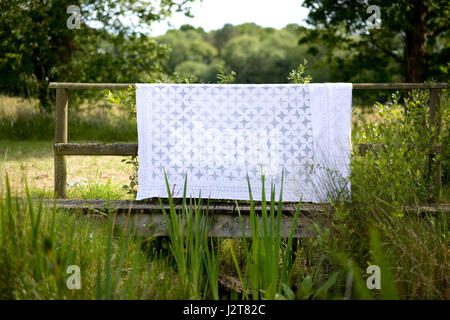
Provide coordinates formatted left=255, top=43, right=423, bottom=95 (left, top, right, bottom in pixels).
left=42, top=199, right=450, bottom=214
left=111, top=213, right=318, bottom=238
left=40, top=199, right=331, bottom=238
left=44, top=199, right=332, bottom=215
left=39, top=199, right=449, bottom=238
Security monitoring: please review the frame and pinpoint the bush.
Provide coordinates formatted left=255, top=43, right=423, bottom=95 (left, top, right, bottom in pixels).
left=310, top=89, right=450, bottom=299
left=352, top=90, right=439, bottom=206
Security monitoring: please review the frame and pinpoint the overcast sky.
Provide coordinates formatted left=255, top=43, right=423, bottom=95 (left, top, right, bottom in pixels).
left=149, top=0, right=309, bottom=36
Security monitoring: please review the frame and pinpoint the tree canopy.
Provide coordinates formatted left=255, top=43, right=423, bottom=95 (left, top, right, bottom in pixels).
left=158, top=23, right=330, bottom=84
left=0, top=0, right=195, bottom=111
left=301, top=0, right=449, bottom=83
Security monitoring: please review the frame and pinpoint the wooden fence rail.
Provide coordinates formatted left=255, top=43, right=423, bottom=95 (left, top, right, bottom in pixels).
left=49, top=82, right=448, bottom=204
left=49, top=82, right=449, bottom=90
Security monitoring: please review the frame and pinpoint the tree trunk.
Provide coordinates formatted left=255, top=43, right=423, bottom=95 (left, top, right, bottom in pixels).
left=404, top=0, right=427, bottom=83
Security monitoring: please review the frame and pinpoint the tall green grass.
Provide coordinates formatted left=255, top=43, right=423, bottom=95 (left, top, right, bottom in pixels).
left=1, top=169, right=448, bottom=299
left=0, top=175, right=187, bottom=299
left=228, top=173, right=301, bottom=299
left=160, top=173, right=220, bottom=299
left=0, top=98, right=137, bottom=142
left=68, top=177, right=123, bottom=200
left=308, top=89, right=450, bottom=300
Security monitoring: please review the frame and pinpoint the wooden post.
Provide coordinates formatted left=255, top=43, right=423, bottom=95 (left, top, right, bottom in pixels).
left=429, top=88, right=442, bottom=203
left=54, top=88, right=69, bottom=198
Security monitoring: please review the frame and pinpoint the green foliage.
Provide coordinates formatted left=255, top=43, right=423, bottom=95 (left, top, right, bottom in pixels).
left=216, top=64, right=236, bottom=84
left=204, top=238, right=221, bottom=300
left=1, top=8, right=448, bottom=299
left=0, top=107, right=137, bottom=141
left=308, top=88, right=450, bottom=299
left=120, top=157, right=139, bottom=197
left=0, top=0, right=196, bottom=111
left=68, top=177, right=123, bottom=200
left=158, top=23, right=329, bottom=84
left=211, top=23, right=239, bottom=54
left=160, top=173, right=220, bottom=299
left=299, top=272, right=339, bottom=300
left=229, top=173, right=301, bottom=300
left=301, top=0, right=449, bottom=83
left=441, top=91, right=450, bottom=187
left=0, top=175, right=187, bottom=299
left=175, top=61, right=211, bottom=80
left=159, top=26, right=218, bottom=75
left=106, top=85, right=137, bottom=120
left=222, top=29, right=312, bottom=83
left=312, top=195, right=449, bottom=299
left=288, top=59, right=312, bottom=84
left=367, top=229, right=399, bottom=299
left=222, top=34, right=265, bottom=83
left=352, top=90, right=440, bottom=205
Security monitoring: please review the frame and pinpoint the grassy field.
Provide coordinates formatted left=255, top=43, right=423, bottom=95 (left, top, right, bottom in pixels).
left=0, top=94, right=137, bottom=142
left=1, top=140, right=132, bottom=199
left=0, top=94, right=137, bottom=199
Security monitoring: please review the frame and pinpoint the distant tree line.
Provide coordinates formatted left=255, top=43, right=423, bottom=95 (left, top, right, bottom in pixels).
left=157, top=23, right=331, bottom=84
left=0, top=1, right=447, bottom=112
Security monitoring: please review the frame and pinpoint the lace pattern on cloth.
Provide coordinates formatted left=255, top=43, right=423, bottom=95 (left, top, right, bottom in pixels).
left=136, top=83, right=352, bottom=202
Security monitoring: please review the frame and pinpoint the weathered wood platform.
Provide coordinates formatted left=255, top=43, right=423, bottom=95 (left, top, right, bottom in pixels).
left=47, top=199, right=330, bottom=214
left=41, top=199, right=450, bottom=238
left=43, top=199, right=332, bottom=238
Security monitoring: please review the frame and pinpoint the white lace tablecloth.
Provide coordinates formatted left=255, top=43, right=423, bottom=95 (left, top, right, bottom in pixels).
left=136, top=83, right=352, bottom=202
